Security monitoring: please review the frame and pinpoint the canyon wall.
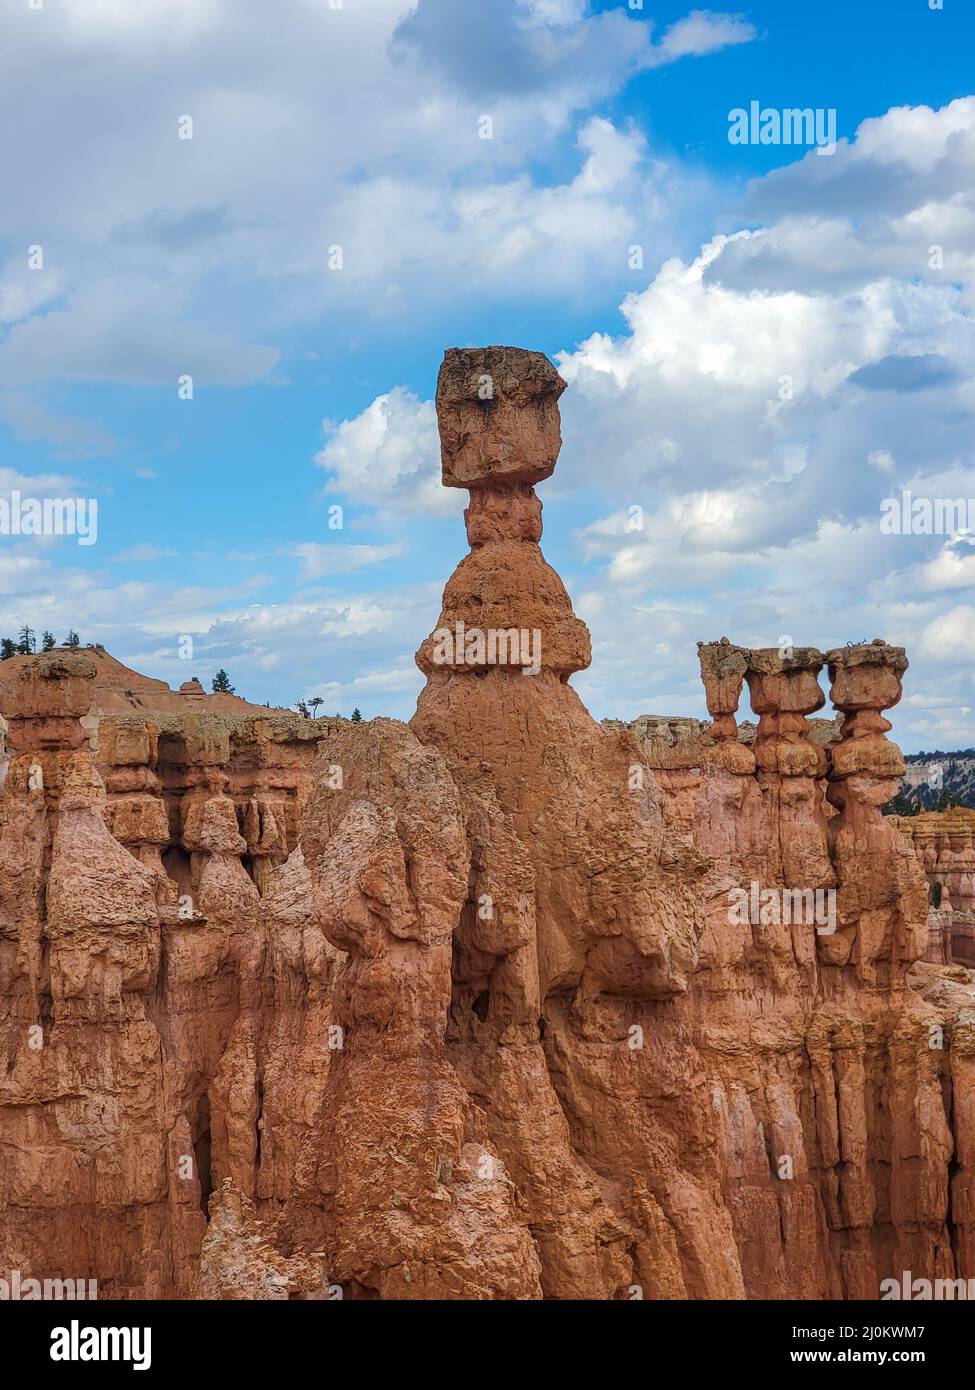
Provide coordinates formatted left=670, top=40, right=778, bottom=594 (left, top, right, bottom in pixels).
left=889, top=808, right=975, bottom=967
left=1, top=347, right=973, bottom=1300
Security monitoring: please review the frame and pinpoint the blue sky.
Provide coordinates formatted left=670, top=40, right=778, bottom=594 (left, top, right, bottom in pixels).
left=1, top=0, right=974, bottom=750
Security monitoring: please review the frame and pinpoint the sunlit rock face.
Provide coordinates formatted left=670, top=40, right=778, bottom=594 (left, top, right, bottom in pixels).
left=1, top=349, right=973, bottom=1301
left=889, top=806, right=975, bottom=967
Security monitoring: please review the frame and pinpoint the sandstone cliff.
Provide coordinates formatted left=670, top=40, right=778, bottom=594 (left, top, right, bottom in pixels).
left=1, top=347, right=972, bottom=1300
left=889, top=808, right=975, bottom=968
left=899, top=751, right=975, bottom=811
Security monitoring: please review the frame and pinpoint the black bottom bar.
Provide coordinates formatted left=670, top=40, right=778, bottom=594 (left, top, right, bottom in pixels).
left=5, top=1298, right=961, bottom=1377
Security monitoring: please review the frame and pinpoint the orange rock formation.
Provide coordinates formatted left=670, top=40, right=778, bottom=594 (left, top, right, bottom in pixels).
left=889, top=808, right=975, bottom=967
left=1, top=347, right=973, bottom=1300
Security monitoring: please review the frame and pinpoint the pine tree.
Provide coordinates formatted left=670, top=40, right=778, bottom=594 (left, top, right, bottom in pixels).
left=41, top=630, right=56, bottom=651
left=351, top=707, right=362, bottom=722
left=17, top=625, right=36, bottom=655
left=211, top=669, right=235, bottom=694
left=295, top=699, right=310, bottom=718
left=0, top=638, right=16, bottom=659
left=308, top=697, right=324, bottom=718
left=64, top=630, right=80, bottom=648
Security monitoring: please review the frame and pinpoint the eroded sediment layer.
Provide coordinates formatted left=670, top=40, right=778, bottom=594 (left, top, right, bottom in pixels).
left=1, top=347, right=973, bottom=1299
left=889, top=808, right=975, bottom=967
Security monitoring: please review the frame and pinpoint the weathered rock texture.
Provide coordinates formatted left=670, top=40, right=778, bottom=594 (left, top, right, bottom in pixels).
left=1, top=346, right=973, bottom=1301
left=0, top=660, right=327, bottom=1297
left=899, top=750, right=975, bottom=812
left=889, top=808, right=975, bottom=967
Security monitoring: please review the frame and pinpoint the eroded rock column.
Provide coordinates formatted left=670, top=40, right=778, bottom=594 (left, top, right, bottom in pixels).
left=408, top=347, right=739, bottom=1299
left=0, top=654, right=196, bottom=1297
left=824, top=642, right=927, bottom=980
